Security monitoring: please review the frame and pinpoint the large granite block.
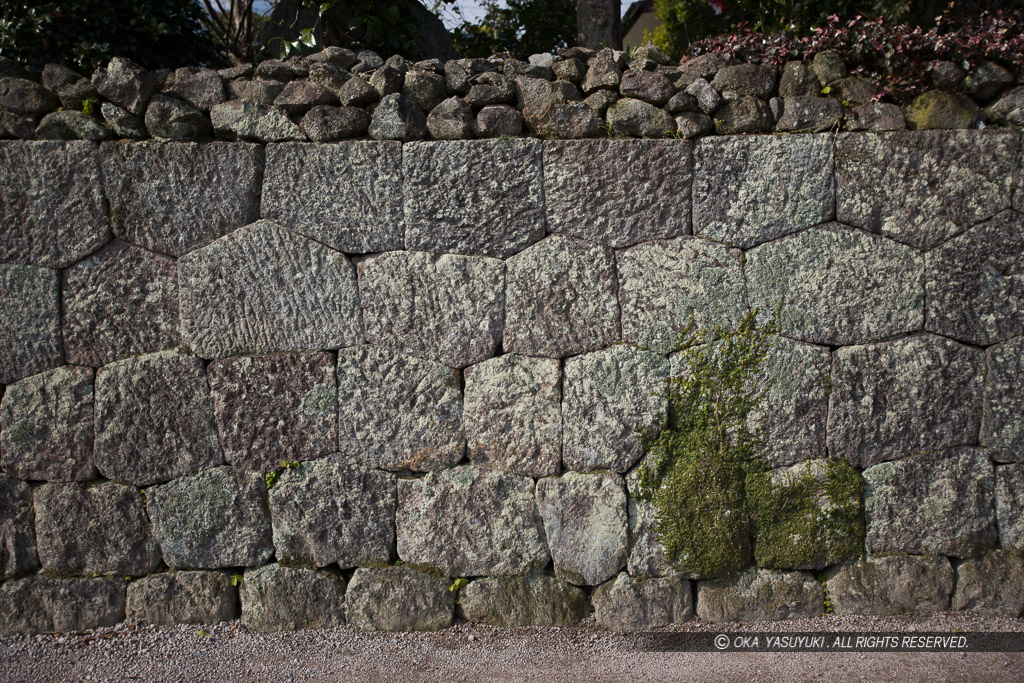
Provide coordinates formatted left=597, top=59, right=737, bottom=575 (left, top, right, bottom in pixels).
left=126, top=571, right=239, bottom=625
left=0, top=264, right=63, bottom=385
left=983, top=336, right=1024, bottom=461
left=592, top=573, right=693, bottom=630
left=0, top=475, right=39, bottom=579
left=345, top=566, right=452, bottom=632
left=696, top=568, right=823, bottom=622
left=996, top=464, right=1024, bottom=550
left=241, top=563, right=345, bottom=631
left=459, top=573, right=588, bottom=627
left=0, top=576, right=125, bottom=634
left=825, top=555, right=953, bottom=616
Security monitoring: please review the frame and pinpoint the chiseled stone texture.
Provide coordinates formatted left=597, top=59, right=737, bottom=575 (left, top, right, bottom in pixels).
left=828, top=334, right=983, bottom=468
left=0, top=366, right=94, bottom=481
left=504, top=235, right=619, bottom=358
left=0, top=264, right=63, bottom=385
left=997, top=464, right=1024, bottom=550
left=61, top=240, right=179, bottom=367
left=0, top=576, right=125, bottom=634
left=180, top=220, right=362, bottom=359
left=403, top=139, right=544, bottom=258
left=0, top=475, right=39, bottom=579
left=346, top=566, right=453, bottom=632
left=270, top=455, right=395, bottom=568
left=863, top=448, right=997, bottom=557
left=397, top=465, right=548, bottom=576
left=261, top=142, right=403, bottom=253
left=126, top=571, right=239, bottom=625
left=358, top=251, right=504, bottom=369
left=543, top=139, right=692, bottom=247
left=459, top=573, right=588, bottom=627
left=592, top=573, right=693, bottom=630
left=536, top=471, right=628, bottom=586
left=336, top=345, right=465, bottom=472
left=617, top=237, right=746, bottom=354
left=463, top=354, right=561, bottom=478
left=0, top=141, right=109, bottom=268
left=101, top=142, right=262, bottom=256
left=625, top=468, right=681, bottom=580
left=33, top=481, right=161, bottom=576
left=693, top=134, right=834, bottom=248
left=95, top=350, right=222, bottom=486
left=241, top=563, right=346, bottom=631
left=146, top=466, right=274, bottom=569
left=562, top=345, right=669, bottom=473
left=925, top=211, right=1024, bottom=346
left=208, top=352, right=337, bottom=472
left=745, top=223, right=924, bottom=346
left=696, top=568, right=824, bottom=622
left=835, top=129, right=1019, bottom=249
left=825, top=555, right=954, bottom=616
left=952, top=550, right=1024, bottom=618
left=983, top=336, right=1024, bottom=462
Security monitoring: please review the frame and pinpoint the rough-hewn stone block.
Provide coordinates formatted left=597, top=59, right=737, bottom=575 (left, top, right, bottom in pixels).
left=459, top=573, right=588, bottom=627
left=0, top=264, right=63, bottom=385
left=693, top=134, right=834, bottom=248
left=346, top=566, right=452, bottom=632
left=261, top=142, right=403, bottom=253
left=543, top=139, right=692, bottom=247
left=997, top=464, right=1024, bottom=550
left=592, top=573, right=693, bottom=630
left=696, top=568, right=824, bottom=622
left=0, top=475, right=38, bottom=579
left=625, top=469, right=681, bottom=580
left=241, top=563, right=345, bottom=631
left=403, top=140, right=544, bottom=258
left=983, top=336, right=1024, bottom=462
left=126, top=571, right=239, bottom=625
left=828, top=335, right=983, bottom=467
left=951, top=549, right=1024, bottom=617
left=745, top=223, right=924, bottom=346
left=101, top=141, right=262, bottom=256
left=0, top=576, right=125, bottom=634
left=825, top=555, right=953, bottom=616
left=180, top=220, right=362, bottom=359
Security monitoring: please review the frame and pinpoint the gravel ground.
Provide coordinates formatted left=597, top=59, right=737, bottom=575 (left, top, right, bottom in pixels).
left=2, top=613, right=1022, bottom=682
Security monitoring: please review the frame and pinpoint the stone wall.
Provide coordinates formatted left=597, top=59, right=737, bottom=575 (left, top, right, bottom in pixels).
left=1, top=129, right=1023, bottom=634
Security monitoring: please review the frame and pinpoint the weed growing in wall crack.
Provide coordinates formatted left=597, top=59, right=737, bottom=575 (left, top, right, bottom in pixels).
left=264, top=460, right=302, bottom=489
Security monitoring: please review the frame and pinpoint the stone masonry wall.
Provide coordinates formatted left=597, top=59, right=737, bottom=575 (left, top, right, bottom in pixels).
left=1, top=129, right=1023, bottom=633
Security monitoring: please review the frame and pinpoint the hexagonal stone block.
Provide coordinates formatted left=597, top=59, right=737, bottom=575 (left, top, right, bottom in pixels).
left=95, top=349, right=222, bottom=486
left=983, top=336, right=1024, bottom=462
left=396, top=465, right=548, bottom=576
left=0, top=141, right=110, bottom=268
left=0, top=475, right=38, bottom=579
left=997, top=464, right=1024, bottom=550
left=358, top=251, right=504, bottom=369
left=61, top=240, right=179, bottom=367
left=828, top=334, right=983, bottom=467
left=0, top=264, right=63, bottom=385
left=835, top=129, right=1019, bottom=249
left=925, top=211, right=1024, bottom=346
left=625, top=469, right=681, bottom=580
left=269, top=455, right=395, bottom=568
left=346, top=566, right=452, bottom=632
left=825, top=555, right=953, bottom=616
left=592, top=573, right=693, bottom=630
left=208, top=352, right=337, bottom=472
left=543, top=139, right=692, bottom=248
left=693, top=134, right=834, bottom=248
left=696, top=568, right=823, bottom=622
left=180, top=220, right=362, bottom=359
left=504, top=235, right=619, bottom=358
left=745, top=224, right=924, bottom=346
left=146, top=466, right=274, bottom=569
left=459, top=573, right=588, bottom=627
left=0, top=576, right=125, bottom=634
left=537, top=472, right=628, bottom=586
left=616, top=237, right=745, bottom=354
left=952, top=549, right=1024, bottom=617
left=403, top=140, right=544, bottom=258
left=0, top=365, right=95, bottom=481
left=463, top=354, right=561, bottom=478
left=261, top=142, right=403, bottom=253
left=240, top=563, right=346, bottom=631
left=126, top=571, right=239, bottom=625
left=863, top=448, right=997, bottom=557
left=34, top=481, right=162, bottom=576
left=101, top=142, right=262, bottom=256
left=337, top=345, right=464, bottom=472
left=562, top=345, right=669, bottom=473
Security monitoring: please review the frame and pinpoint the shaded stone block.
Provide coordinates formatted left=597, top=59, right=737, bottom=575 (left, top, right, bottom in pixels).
left=828, top=334, right=983, bottom=468
left=208, top=352, right=337, bottom=472
left=397, top=465, right=548, bottom=576
left=0, top=576, right=125, bottom=634
left=696, top=568, right=823, bottom=622
left=0, top=474, right=38, bottom=579
left=997, top=464, right=1024, bottom=550
left=101, top=142, right=262, bottom=256
left=61, top=240, right=179, bottom=366
left=0, top=264, right=63, bottom=385
left=592, top=573, right=693, bottom=630
left=693, top=134, right=834, bottom=248
left=403, top=140, right=544, bottom=258
left=745, top=223, right=924, bottom=346
left=146, top=466, right=274, bottom=569
left=983, top=336, right=1024, bottom=462
left=240, top=563, right=345, bottom=631
left=543, top=139, right=692, bottom=247
left=952, top=549, right=1024, bottom=617
left=34, top=481, right=161, bottom=576
left=261, top=142, right=403, bottom=253
left=180, top=220, right=362, bottom=359
left=0, top=141, right=109, bottom=268
left=358, top=251, right=504, bottom=369
left=625, top=469, right=682, bottom=580
left=126, top=571, right=239, bottom=625
left=346, top=566, right=452, bottom=632
left=825, top=555, right=953, bottom=616
left=95, top=349, right=222, bottom=486
left=459, top=573, right=588, bottom=627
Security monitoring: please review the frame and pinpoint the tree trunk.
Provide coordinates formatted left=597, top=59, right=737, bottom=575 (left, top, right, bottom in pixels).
left=577, top=0, right=622, bottom=50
